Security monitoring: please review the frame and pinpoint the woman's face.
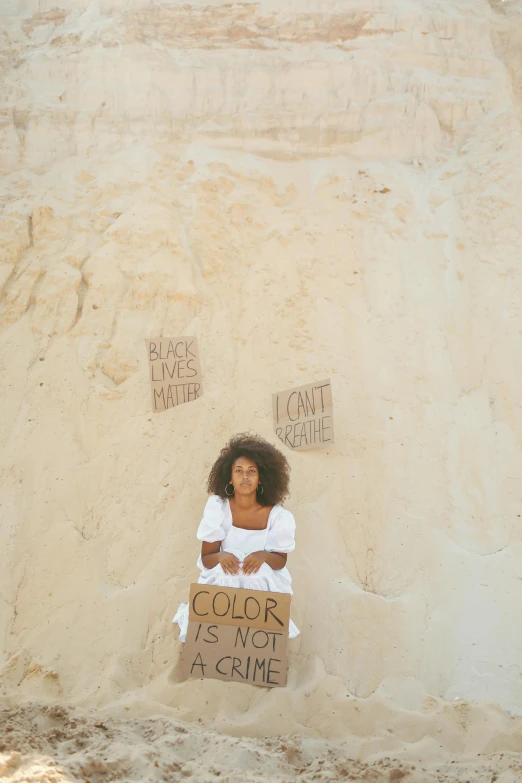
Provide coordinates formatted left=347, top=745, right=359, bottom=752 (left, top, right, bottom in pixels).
left=230, top=456, right=259, bottom=497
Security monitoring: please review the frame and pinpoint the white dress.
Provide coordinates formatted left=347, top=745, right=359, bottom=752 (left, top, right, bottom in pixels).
left=173, top=495, right=300, bottom=641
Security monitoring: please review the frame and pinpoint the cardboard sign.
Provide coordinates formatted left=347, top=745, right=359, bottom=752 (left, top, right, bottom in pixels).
left=145, top=337, right=203, bottom=413
left=183, top=584, right=290, bottom=688
left=183, top=622, right=288, bottom=687
left=188, top=583, right=290, bottom=632
left=273, top=379, right=333, bottom=451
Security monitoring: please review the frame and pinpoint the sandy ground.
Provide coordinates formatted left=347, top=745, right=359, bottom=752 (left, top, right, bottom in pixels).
left=1, top=702, right=521, bottom=783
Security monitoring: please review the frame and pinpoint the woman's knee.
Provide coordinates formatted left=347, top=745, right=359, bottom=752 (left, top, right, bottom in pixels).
left=201, top=562, right=226, bottom=580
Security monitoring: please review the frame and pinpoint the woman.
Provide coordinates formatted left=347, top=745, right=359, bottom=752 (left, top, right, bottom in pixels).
left=173, top=433, right=299, bottom=640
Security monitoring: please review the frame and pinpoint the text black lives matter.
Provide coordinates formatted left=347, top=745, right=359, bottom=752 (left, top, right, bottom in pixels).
left=148, top=338, right=202, bottom=411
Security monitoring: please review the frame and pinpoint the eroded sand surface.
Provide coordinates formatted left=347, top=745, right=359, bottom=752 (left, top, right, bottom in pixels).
left=2, top=0, right=522, bottom=779
left=1, top=703, right=522, bottom=783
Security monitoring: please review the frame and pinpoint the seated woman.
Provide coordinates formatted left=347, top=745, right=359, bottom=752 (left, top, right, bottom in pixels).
left=173, top=432, right=299, bottom=640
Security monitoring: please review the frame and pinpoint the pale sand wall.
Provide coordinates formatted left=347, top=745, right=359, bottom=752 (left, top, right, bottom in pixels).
left=1, top=0, right=522, bottom=736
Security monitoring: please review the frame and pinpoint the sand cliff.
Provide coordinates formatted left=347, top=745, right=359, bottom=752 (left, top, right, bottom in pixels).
left=2, top=0, right=522, bottom=779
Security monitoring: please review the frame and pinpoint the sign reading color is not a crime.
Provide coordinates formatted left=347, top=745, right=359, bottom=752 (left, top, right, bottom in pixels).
left=273, top=379, right=333, bottom=451
left=145, top=337, right=203, bottom=413
left=182, top=584, right=290, bottom=688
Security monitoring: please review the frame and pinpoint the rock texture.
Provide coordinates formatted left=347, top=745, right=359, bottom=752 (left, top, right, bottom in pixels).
left=1, top=0, right=522, bottom=757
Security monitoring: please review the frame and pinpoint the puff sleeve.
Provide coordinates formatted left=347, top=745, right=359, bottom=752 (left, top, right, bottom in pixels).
left=265, top=507, right=296, bottom=553
left=196, top=495, right=228, bottom=543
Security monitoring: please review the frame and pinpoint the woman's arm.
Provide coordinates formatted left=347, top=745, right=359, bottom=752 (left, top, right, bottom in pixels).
left=201, top=541, right=240, bottom=574
left=264, top=552, right=287, bottom=570
left=200, top=540, right=222, bottom=569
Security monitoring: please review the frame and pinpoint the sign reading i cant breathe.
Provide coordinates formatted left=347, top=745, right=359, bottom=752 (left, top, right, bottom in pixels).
left=273, top=378, right=334, bottom=451
left=145, top=337, right=203, bottom=412
left=183, top=584, right=290, bottom=687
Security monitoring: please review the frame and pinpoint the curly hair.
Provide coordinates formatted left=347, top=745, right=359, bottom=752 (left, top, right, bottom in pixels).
left=206, top=432, right=290, bottom=507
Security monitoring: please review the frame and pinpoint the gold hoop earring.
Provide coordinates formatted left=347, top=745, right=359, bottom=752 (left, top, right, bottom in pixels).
left=225, top=483, right=234, bottom=496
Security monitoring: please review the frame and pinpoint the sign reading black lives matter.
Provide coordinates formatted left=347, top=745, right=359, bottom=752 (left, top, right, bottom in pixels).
left=183, top=584, right=290, bottom=687
left=145, top=337, right=203, bottom=413
left=273, top=379, right=333, bottom=451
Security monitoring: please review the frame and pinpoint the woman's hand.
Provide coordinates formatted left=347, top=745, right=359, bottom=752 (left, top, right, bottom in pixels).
left=242, top=550, right=267, bottom=575
left=218, top=552, right=241, bottom=575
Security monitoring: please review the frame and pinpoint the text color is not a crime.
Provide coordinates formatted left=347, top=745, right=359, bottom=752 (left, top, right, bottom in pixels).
left=272, top=379, right=334, bottom=451
left=183, top=584, right=290, bottom=688
left=145, top=337, right=203, bottom=413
